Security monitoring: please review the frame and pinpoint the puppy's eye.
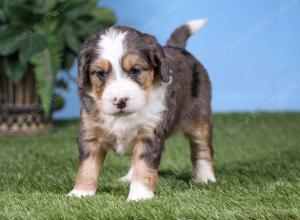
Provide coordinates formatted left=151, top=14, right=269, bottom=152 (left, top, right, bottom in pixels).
left=129, top=67, right=141, bottom=76
left=95, top=70, right=105, bottom=79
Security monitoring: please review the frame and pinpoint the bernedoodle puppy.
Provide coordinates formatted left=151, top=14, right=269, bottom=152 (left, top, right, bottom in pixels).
left=68, top=18, right=216, bottom=201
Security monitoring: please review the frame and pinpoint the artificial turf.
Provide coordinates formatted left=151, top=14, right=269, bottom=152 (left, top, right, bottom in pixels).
left=0, top=113, right=299, bottom=219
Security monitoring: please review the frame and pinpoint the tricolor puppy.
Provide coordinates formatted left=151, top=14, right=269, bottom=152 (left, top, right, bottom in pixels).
left=69, top=18, right=216, bottom=201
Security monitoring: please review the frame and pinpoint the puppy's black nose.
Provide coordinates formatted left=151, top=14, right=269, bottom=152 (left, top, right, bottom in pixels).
left=113, top=97, right=129, bottom=109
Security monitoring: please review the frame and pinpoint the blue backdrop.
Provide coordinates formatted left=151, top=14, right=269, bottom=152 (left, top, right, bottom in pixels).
left=54, top=0, right=300, bottom=119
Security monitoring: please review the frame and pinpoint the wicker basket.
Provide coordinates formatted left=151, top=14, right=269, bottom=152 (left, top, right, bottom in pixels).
left=0, top=70, right=53, bottom=135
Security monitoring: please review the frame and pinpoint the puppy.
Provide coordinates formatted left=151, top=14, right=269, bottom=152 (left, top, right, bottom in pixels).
left=69, top=18, right=216, bottom=201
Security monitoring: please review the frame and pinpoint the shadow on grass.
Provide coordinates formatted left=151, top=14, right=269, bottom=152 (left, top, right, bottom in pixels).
left=158, top=170, right=192, bottom=183
left=99, top=184, right=127, bottom=195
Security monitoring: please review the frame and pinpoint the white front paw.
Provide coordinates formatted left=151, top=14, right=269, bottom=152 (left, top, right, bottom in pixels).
left=68, top=189, right=96, bottom=197
left=196, top=171, right=216, bottom=183
left=127, top=181, right=154, bottom=201
left=195, top=160, right=217, bottom=183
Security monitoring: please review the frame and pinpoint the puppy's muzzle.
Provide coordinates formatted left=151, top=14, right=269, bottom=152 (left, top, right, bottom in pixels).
left=113, top=97, right=129, bottom=109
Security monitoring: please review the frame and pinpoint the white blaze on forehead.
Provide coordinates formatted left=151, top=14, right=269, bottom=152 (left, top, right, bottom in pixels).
left=97, top=28, right=127, bottom=79
left=96, top=27, right=149, bottom=118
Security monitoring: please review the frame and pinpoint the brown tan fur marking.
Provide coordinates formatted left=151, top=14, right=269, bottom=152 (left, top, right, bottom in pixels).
left=122, top=53, right=154, bottom=96
left=131, top=141, right=158, bottom=192
left=89, top=58, right=111, bottom=98
left=91, top=58, right=111, bottom=73
left=73, top=146, right=107, bottom=192
left=122, top=54, right=146, bottom=71
left=141, top=70, right=154, bottom=94
left=72, top=109, right=112, bottom=192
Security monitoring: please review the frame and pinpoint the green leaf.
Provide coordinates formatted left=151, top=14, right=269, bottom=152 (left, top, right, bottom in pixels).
left=52, top=93, right=65, bottom=111
left=3, top=0, right=41, bottom=25
left=31, top=49, right=55, bottom=117
left=55, top=78, right=69, bottom=90
left=30, top=0, right=57, bottom=14
left=0, top=8, right=6, bottom=23
left=3, top=56, right=27, bottom=82
left=91, top=7, right=116, bottom=26
left=62, top=51, right=76, bottom=70
left=74, top=19, right=106, bottom=37
left=63, top=2, right=94, bottom=20
left=0, top=25, right=24, bottom=56
left=34, top=21, right=63, bottom=76
left=31, top=22, right=63, bottom=116
left=61, top=24, right=82, bottom=54
left=19, top=33, right=47, bottom=64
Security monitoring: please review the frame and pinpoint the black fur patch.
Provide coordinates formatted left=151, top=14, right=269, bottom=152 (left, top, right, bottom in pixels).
left=77, top=136, right=91, bottom=160
left=191, top=64, right=200, bottom=97
left=79, top=90, right=99, bottom=117
left=140, top=138, right=164, bottom=169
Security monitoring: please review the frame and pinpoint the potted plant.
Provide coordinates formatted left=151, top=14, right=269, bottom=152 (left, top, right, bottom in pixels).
left=0, top=0, right=116, bottom=135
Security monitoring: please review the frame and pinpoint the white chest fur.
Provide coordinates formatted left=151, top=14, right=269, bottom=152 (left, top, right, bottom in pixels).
left=99, top=83, right=167, bottom=154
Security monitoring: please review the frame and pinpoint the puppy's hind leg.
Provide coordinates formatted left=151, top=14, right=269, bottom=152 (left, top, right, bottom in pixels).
left=184, top=120, right=216, bottom=183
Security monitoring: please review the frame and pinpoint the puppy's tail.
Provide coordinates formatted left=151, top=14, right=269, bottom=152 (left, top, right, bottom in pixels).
left=166, top=18, right=208, bottom=49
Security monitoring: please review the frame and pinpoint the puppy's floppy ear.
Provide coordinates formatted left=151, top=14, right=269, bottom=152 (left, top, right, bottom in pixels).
left=151, top=46, right=170, bottom=82
left=77, top=35, right=98, bottom=90
left=144, top=35, right=170, bottom=82
left=77, top=48, right=91, bottom=90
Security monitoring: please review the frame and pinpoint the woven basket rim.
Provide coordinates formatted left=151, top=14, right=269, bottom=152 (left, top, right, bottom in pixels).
left=0, top=105, right=44, bottom=114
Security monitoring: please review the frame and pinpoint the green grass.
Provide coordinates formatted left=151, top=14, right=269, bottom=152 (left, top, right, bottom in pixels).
left=0, top=113, right=300, bottom=219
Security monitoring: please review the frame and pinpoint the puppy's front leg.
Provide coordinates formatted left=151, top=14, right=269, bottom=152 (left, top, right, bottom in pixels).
left=127, top=139, right=163, bottom=201
left=69, top=141, right=107, bottom=197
